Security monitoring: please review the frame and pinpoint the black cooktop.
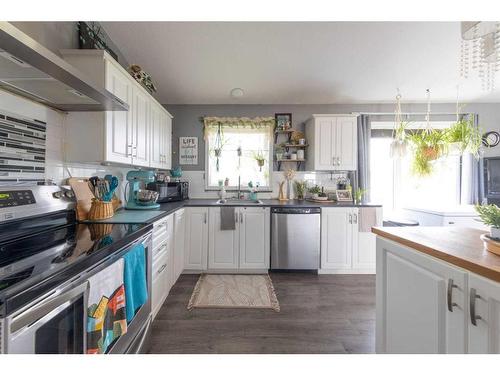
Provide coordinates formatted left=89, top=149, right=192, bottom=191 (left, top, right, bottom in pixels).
left=0, top=210, right=151, bottom=316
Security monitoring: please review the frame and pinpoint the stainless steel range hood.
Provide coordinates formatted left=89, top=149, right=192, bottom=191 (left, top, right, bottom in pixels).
left=0, top=22, right=128, bottom=112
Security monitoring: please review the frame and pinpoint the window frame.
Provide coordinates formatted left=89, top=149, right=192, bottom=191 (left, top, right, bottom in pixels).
left=204, top=126, right=274, bottom=192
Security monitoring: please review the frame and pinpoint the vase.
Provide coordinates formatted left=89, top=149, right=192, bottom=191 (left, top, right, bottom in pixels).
left=491, top=227, right=500, bottom=240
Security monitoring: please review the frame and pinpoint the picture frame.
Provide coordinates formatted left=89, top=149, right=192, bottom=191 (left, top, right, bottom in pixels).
left=336, top=189, right=353, bottom=202
left=275, top=113, right=292, bottom=131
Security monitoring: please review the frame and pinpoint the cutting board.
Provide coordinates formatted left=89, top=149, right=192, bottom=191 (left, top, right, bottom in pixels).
left=68, top=177, right=95, bottom=221
left=81, top=209, right=166, bottom=224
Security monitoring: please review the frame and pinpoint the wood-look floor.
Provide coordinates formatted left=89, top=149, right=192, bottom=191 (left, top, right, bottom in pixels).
left=149, top=273, right=375, bottom=354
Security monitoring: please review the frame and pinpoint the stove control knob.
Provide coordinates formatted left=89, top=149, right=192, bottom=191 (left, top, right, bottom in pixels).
left=52, top=191, right=63, bottom=199
left=64, top=190, right=75, bottom=199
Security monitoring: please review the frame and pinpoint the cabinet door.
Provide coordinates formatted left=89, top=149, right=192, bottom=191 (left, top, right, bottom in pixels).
left=208, top=207, right=239, bottom=269
left=149, top=102, right=163, bottom=168
left=321, top=208, right=353, bottom=269
left=184, top=207, right=209, bottom=270
left=173, top=208, right=186, bottom=282
left=164, top=115, right=172, bottom=169
left=468, top=274, right=500, bottom=353
left=152, top=248, right=169, bottom=319
left=335, top=116, right=358, bottom=170
left=376, top=237, right=467, bottom=353
left=352, top=207, right=382, bottom=271
left=132, top=87, right=149, bottom=167
left=315, top=117, right=336, bottom=170
left=104, top=61, right=133, bottom=164
left=239, top=207, right=270, bottom=269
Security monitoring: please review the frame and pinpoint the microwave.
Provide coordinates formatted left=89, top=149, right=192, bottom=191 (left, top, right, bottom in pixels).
left=484, top=157, right=500, bottom=205
left=147, top=181, right=189, bottom=203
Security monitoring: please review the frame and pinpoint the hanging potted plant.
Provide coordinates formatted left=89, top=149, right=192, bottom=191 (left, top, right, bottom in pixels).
left=253, top=151, right=266, bottom=171
left=211, top=124, right=228, bottom=172
left=408, top=129, right=446, bottom=176
left=445, top=117, right=482, bottom=158
left=390, top=92, right=409, bottom=158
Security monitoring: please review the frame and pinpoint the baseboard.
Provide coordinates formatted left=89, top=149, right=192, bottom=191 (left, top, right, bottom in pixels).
left=318, top=269, right=375, bottom=275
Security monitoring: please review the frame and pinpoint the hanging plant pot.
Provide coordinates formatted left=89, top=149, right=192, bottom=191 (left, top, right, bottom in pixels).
left=256, top=159, right=265, bottom=171
left=389, top=140, right=408, bottom=158
left=421, top=146, right=441, bottom=161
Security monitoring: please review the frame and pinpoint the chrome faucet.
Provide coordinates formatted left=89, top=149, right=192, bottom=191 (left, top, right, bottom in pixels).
left=237, top=175, right=241, bottom=200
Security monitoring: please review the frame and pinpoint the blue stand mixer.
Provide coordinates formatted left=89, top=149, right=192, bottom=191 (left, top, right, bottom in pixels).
left=125, top=170, right=160, bottom=210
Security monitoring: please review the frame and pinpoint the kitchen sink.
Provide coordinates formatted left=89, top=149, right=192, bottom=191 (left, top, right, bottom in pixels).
left=216, top=199, right=264, bottom=205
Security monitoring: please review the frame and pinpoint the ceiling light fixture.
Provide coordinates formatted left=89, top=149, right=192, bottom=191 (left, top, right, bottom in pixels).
left=230, top=88, right=244, bottom=98
left=460, top=21, right=500, bottom=91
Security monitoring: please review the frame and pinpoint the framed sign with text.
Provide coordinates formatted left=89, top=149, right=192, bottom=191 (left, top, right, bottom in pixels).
left=179, top=137, right=198, bottom=165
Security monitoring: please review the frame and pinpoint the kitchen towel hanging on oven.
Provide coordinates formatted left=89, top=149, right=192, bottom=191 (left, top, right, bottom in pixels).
left=123, top=243, right=148, bottom=322
left=87, top=259, right=128, bottom=354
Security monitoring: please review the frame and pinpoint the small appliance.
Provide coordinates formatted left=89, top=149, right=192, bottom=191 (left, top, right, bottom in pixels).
left=125, top=170, right=160, bottom=210
left=147, top=180, right=189, bottom=203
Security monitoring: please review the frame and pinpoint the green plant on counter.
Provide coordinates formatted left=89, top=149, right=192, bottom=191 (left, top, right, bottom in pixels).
left=408, top=129, right=447, bottom=177
left=354, top=188, right=367, bottom=203
left=308, top=185, right=322, bottom=195
left=475, top=204, right=500, bottom=228
left=294, top=180, right=308, bottom=200
left=445, top=118, right=482, bottom=158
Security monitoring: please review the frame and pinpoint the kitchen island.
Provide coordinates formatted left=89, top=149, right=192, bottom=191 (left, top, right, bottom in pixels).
left=373, top=226, right=500, bottom=354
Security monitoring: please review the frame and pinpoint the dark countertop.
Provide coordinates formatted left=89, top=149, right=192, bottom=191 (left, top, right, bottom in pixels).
left=154, top=199, right=381, bottom=221
left=0, top=221, right=152, bottom=316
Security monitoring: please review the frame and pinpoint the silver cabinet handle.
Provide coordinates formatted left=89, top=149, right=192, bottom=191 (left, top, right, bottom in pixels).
left=204, top=212, right=207, bottom=224
left=240, top=212, right=243, bottom=223
left=447, top=278, right=458, bottom=312
left=337, top=157, right=341, bottom=166
left=126, top=144, right=133, bottom=157
left=470, top=288, right=482, bottom=326
left=132, top=145, right=138, bottom=158
left=353, top=213, right=357, bottom=224
left=235, top=212, right=238, bottom=223
left=349, top=213, right=352, bottom=224
left=157, top=264, right=167, bottom=274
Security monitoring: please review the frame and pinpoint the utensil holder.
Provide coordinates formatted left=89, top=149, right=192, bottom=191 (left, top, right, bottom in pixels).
left=88, top=199, right=114, bottom=220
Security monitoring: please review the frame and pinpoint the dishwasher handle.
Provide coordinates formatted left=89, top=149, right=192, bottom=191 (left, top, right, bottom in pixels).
left=271, top=207, right=321, bottom=214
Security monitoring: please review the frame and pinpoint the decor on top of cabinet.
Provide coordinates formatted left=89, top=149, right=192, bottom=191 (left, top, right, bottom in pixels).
left=128, top=64, right=157, bottom=94
left=275, top=113, right=292, bottom=131
left=170, top=166, right=183, bottom=178
left=294, top=180, right=308, bottom=200
left=475, top=204, right=500, bottom=241
left=77, top=22, right=118, bottom=61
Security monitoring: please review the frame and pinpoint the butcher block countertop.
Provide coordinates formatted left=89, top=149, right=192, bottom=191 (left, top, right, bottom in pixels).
left=372, top=226, right=500, bottom=283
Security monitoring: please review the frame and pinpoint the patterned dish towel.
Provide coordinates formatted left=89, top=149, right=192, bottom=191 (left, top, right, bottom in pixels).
left=87, top=259, right=127, bottom=354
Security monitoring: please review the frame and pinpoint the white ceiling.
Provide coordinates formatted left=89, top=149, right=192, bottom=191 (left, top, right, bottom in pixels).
left=101, top=22, right=500, bottom=104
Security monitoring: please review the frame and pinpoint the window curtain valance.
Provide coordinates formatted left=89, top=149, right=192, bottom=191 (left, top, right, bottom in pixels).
left=203, top=116, right=275, bottom=140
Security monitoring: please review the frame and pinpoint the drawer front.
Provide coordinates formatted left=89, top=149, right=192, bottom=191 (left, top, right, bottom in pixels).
left=153, top=243, right=168, bottom=274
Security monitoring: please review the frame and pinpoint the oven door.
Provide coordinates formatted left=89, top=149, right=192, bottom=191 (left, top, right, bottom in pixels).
left=6, top=281, right=88, bottom=354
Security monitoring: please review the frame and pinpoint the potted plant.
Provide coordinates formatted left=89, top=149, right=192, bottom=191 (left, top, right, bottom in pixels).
left=390, top=121, right=410, bottom=158
left=253, top=151, right=266, bottom=171
left=294, top=180, right=308, bottom=200
left=308, top=185, right=322, bottom=200
left=275, top=144, right=284, bottom=161
left=408, top=129, right=446, bottom=176
left=354, top=188, right=367, bottom=204
left=475, top=204, right=500, bottom=240
left=445, top=118, right=482, bottom=157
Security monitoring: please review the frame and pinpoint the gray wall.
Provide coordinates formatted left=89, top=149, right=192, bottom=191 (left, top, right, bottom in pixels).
left=165, top=103, right=500, bottom=171
left=11, top=22, right=129, bottom=68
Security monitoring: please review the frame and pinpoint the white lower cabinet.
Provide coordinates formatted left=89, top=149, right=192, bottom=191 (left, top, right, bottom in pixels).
left=173, top=208, right=186, bottom=282
left=239, top=207, right=270, bottom=269
left=376, top=237, right=468, bottom=353
left=320, top=207, right=381, bottom=273
left=184, top=207, right=209, bottom=271
left=206, top=207, right=270, bottom=272
left=468, top=274, right=500, bottom=353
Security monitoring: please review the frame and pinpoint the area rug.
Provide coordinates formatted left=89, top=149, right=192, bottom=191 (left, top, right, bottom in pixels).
left=187, top=274, right=280, bottom=312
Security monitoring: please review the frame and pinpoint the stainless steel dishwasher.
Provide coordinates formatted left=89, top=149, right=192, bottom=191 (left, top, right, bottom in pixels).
left=271, top=207, right=321, bottom=270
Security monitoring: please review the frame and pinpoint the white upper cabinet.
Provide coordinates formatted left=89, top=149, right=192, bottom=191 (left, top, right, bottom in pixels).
left=305, top=114, right=358, bottom=171
left=60, top=50, right=172, bottom=169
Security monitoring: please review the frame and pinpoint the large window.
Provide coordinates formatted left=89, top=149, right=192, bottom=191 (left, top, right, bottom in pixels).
left=370, top=121, right=463, bottom=216
left=205, top=122, right=272, bottom=190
